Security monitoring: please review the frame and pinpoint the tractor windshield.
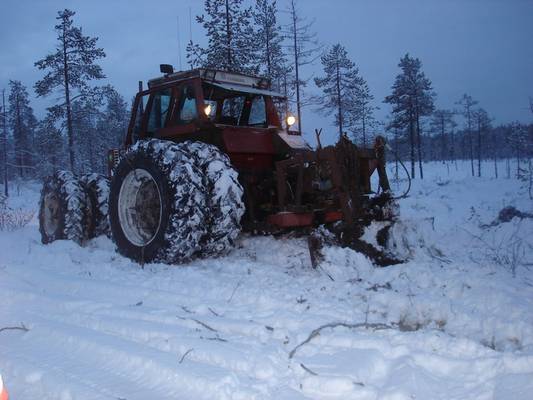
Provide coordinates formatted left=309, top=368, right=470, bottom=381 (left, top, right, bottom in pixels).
left=202, top=82, right=282, bottom=128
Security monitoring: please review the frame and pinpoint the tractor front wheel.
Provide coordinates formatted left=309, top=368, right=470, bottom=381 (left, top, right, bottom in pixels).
left=108, top=140, right=208, bottom=264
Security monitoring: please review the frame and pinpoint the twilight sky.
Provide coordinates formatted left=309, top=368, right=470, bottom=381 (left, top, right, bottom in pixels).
left=1, top=0, right=532, bottom=145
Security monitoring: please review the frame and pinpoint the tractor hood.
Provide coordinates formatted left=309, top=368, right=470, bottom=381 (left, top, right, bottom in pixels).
left=275, top=130, right=311, bottom=151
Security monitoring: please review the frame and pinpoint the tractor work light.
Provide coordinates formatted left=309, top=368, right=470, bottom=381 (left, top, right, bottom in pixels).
left=160, top=64, right=174, bottom=74
left=204, top=104, right=212, bottom=116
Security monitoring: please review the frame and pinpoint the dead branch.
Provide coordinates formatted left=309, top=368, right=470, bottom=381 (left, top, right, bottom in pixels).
left=300, top=363, right=318, bottom=376
left=227, top=279, right=243, bottom=303
left=177, top=316, right=217, bottom=332
left=203, top=336, right=228, bottom=342
left=179, top=348, right=194, bottom=364
left=289, top=322, right=392, bottom=359
left=190, top=318, right=217, bottom=332
left=0, top=323, right=29, bottom=333
left=208, top=307, right=220, bottom=317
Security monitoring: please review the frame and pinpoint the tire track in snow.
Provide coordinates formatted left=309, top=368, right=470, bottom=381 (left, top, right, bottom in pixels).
left=2, top=315, right=267, bottom=399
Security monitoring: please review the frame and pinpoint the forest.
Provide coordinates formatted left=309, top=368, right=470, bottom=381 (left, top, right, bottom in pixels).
left=1, top=0, right=532, bottom=192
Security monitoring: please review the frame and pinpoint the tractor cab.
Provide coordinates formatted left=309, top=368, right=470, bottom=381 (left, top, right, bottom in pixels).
left=124, top=67, right=309, bottom=173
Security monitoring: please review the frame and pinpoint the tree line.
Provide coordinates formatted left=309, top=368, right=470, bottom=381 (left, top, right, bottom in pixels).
left=186, top=0, right=533, bottom=180
left=1, top=1, right=532, bottom=198
left=0, top=9, right=127, bottom=196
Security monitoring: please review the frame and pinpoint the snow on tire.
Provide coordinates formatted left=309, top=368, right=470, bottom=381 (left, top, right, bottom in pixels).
left=108, top=139, right=208, bottom=264
left=80, top=173, right=110, bottom=238
left=39, top=170, right=90, bottom=245
left=187, top=142, right=244, bottom=256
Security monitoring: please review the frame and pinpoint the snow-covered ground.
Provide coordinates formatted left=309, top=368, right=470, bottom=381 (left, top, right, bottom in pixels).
left=1, top=161, right=533, bottom=400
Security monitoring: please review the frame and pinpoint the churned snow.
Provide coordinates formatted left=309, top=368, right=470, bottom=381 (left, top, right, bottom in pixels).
left=1, top=161, right=533, bottom=399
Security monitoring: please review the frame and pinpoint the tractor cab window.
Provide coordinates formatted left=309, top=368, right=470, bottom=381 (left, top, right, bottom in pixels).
left=147, top=88, right=172, bottom=135
left=176, top=85, right=198, bottom=125
left=221, top=96, right=245, bottom=125
left=219, top=95, right=266, bottom=126
left=204, top=99, right=217, bottom=120
left=248, top=96, right=266, bottom=126
left=202, top=82, right=280, bottom=128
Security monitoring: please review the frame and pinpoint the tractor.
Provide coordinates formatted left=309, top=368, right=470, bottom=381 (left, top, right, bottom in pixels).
left=39, top=66, right=402, bottom=266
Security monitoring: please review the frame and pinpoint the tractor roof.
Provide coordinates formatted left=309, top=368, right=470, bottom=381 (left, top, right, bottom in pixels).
left=148, top=68, right=286, bottom=98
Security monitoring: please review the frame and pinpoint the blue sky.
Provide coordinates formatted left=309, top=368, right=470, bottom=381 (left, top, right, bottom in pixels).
left=1, top=0, right=532, bottom=145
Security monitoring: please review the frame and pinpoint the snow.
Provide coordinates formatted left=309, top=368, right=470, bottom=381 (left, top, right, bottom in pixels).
left=1, top=160, right=533, bottom=399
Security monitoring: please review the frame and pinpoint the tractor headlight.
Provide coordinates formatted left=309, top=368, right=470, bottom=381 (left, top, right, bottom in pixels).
left=204, top=104, right=212, bottom=116
left=286, top=114, right=296, bottom=127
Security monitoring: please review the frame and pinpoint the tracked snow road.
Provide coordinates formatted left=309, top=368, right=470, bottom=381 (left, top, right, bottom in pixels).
left=1, top=162, right=533, bottom=399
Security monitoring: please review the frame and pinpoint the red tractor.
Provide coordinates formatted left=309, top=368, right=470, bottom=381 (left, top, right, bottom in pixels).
left=39, top=66, right=401, bottom=266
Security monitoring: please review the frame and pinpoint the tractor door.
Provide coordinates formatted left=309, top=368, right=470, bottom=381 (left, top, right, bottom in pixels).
left=144, top=88, right=173, bottom=138
left=156, top=79, right=207, bottom=139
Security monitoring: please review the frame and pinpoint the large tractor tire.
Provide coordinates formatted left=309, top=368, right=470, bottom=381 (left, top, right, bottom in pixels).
left=80, top=173, right=110, bottom=238
left=108, top=139, right=208, bottom=264
left=187, top=142, right=245, bottom=256
left=39, top=170, right=90, bottom=245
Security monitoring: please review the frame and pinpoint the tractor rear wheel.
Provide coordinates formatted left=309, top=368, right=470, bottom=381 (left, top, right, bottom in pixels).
left=80, top=173, right=110, bottom=238
left=39, top=170, right=90, bottom=245
left=187, top=142, right=244, bottom=256
left=108, top=139, right=208, bottom=263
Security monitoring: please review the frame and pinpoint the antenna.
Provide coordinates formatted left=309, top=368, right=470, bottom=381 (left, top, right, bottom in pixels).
left=2, top=89, right=8, bottom=197
left=176, top=16, right=182, bottom=71
left=189, top=6, right=192, bottom=42
left=189, top=6, right=193, bottom=70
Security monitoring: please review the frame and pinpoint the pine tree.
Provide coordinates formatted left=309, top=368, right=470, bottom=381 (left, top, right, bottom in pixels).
left=188, top=0, right=256, bottom=74
left=1, top=90, right=8, bottom=196
left=455, top=94, right=478, bottom=176
left=7, top=80, right=37, bottom=178
left=34, top=9, right=105, bottom=172
left=35, top=113, right=66, bottom=178
left=348, top=80, right=378, bottom=146
left=252, top=0, right=287, bottom=92
left=314, top=44, right=365, bottom=139
left=69, top=86, right=128, bottom=174
left=429, top=109, right=456, bottom=162
left=507, top=122, right=529, bottom=179
left=96, top=88, right=129, bottom=173
left=186, top=40, right=206, bottom=69
left=72, top=96, right=102, bottom=174
left=384, top=54, right=435, bottom=179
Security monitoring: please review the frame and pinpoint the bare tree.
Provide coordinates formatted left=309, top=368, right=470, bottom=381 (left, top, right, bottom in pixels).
left=283, top=0, right=321, bottom=134
left=429, top=109, right=456, bottom=162
left=473, top=108, right=491, bottom=177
